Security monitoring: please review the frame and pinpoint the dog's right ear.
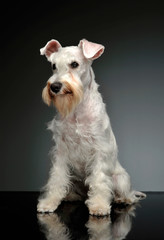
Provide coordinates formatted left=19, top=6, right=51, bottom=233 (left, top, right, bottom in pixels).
left=40, top=40, right=62, bottom=59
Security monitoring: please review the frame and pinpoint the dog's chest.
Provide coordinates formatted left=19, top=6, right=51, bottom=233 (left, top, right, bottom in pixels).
left=60, top=114, right=95, bottom=157
left=62, top=116, right=93, bottom=147
left=59, top=117, right=94, bottom=176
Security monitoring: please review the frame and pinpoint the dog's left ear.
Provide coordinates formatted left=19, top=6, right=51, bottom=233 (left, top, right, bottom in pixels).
left=79, top=39, right=104, bottom=60
left=40, top=39, right=62, bottom=59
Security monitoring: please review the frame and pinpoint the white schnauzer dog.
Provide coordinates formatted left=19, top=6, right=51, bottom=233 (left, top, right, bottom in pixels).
left=37, top=39, right=146, bottom=216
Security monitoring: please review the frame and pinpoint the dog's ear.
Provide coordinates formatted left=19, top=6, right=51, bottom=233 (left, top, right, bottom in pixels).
left=40, top=40, right=62, bottom=59
left=79, top=39, right=104, bottom=60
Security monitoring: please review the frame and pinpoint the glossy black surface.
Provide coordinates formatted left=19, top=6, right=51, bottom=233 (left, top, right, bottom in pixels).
left=0, top=192, right=163, bottom=239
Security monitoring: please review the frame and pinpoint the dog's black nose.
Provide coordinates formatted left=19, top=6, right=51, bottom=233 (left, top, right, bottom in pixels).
left=50, top=82, right=62, bottom=94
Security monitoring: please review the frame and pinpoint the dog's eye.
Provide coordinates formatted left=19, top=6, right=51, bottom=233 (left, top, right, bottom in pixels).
left=52, top=64, right=56, bottom=70
left=70, top=61, right=79, bottom=69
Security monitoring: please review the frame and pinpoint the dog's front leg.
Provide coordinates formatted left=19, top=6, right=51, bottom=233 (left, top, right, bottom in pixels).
left=37, top=153, right=70, bottom=213
left=85, top=154, right=113, bottom=216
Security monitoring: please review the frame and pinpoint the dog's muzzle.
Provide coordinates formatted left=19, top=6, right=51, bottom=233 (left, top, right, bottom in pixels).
left=50, top=82, right=62, bottom=94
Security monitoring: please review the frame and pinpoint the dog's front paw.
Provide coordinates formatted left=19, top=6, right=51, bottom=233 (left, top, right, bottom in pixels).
left=88, top=205, right=111, bottom=216
left=86, top=199, right=111, bottom=216
left=37, top=198, right=59, bottom=213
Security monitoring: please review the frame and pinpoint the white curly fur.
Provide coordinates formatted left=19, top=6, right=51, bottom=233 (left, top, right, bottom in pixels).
left=37, top=39, right=146, bottom=216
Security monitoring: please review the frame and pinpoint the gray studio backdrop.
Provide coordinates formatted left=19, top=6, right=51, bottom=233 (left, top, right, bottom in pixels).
left=1, top=1, right=164, bottom=191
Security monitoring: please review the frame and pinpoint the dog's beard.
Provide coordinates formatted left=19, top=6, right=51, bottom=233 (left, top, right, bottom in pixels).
left=54, top=79, right=83, bottom=117
left=42, top=73, right=83, bottom=117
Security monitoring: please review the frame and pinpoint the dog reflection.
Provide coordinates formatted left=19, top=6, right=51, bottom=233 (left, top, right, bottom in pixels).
left=38, top=214, right=71, bottom=240
left=38, top=203, right=136, bottom=240
left=87, top=205, right=136, bottom=240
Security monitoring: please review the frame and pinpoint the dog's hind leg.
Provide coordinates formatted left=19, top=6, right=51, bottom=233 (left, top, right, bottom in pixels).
left=112, top=161, right=146, bottom=205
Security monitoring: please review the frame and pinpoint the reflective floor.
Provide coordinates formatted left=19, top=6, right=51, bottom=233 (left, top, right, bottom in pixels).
left=0, top=192, right=163, bottom=239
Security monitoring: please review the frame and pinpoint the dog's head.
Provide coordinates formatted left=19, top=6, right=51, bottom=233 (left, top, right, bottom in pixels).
left=40, top=39, right=104, bottom=117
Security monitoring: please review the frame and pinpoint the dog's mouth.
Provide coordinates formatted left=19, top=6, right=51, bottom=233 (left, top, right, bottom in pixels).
left=63, top=89, right=73, bottom=95
left=49, top=88, right=73, bottom=97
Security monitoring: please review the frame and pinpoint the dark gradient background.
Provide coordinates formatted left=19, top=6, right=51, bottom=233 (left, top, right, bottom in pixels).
left=1, top=1, right=164, bottom=191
